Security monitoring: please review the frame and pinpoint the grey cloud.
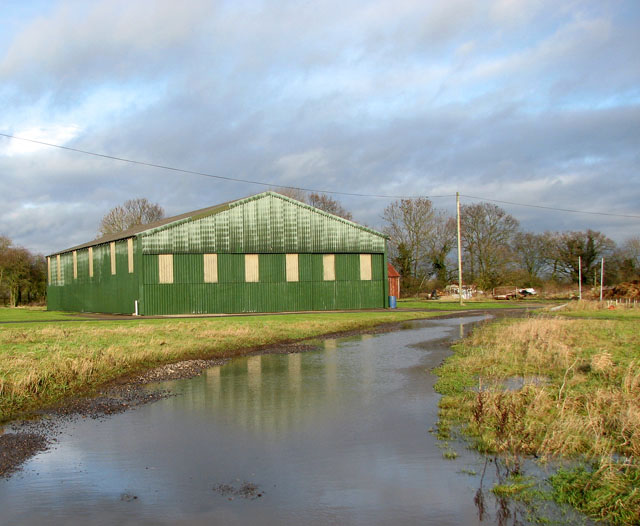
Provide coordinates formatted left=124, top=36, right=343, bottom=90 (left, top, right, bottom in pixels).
left=1, top=0, right=639, bottom=254
left=0, top=0, right=214, bottom=99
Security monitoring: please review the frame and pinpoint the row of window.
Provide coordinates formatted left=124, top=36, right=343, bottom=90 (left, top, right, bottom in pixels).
left=157, top=253, right=373, bottom=284
left=48, top=240, right=135, bottom=284
left=49, top=249, right=375, bottom=285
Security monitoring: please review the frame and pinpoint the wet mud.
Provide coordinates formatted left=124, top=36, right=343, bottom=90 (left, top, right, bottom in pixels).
left=0, top=432, right=49, bottom=479
left=213, top=481, right=264, bottom=500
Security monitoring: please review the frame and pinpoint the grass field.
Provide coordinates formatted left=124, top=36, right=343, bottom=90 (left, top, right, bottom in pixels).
left=396, top=298, right=550, bottom=310
left=0, top=307, right=87, bottom=323
left=547, top=299, right=640, bottom=321
left=434, top=305, right=640, bottom=525
left=0, top=309, right=440, bottom=423
left=0, top=298, right=551, bottom=322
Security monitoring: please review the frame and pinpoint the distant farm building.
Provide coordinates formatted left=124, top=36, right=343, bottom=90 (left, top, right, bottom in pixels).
left=47, top=192, right=390, bottom=315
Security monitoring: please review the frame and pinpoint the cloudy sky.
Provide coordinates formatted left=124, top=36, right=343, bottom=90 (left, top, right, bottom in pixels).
left=1, top=0, right=639, bottom=255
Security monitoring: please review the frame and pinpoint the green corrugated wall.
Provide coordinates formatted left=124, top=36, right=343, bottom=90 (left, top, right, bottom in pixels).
left=48, top=192, right=388, bottom=315
left=140, top=253, right=386, bottom=315
left=47, top=239, right=139, bottom=313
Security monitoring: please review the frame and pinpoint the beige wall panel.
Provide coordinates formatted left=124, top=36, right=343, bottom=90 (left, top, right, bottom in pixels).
left=286, top=253, right=299, bottom=282
left=73, top=250, right=78, bottom=279
left=110, top=242, right=116, bottom=275
left=204, top=253, right=218, bottom=283
left=88, top=247, right=94, bottom=277
left=245, top=254, right=259, bottom=282
left=128, top=238, right=134, bottom=273
left=159, top=254, right=174, bottom=284
left=56, top=254, right=61, bottom=281
left=323, top=254, right=335, bottom=281
left=360, top=254, right=372, bottom=280
left=47, top=257, right=51, bottom=285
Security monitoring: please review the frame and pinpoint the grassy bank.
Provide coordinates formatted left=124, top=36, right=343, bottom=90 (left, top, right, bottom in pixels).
left=550, top=299, right=640, bottom=321
left=397, top=298, right=551, bottom=310
left=0, top=310, right=437, bottom=423
left=0, top=307, right=84, bottom=323
left=434, top=307, right=640, bottom=525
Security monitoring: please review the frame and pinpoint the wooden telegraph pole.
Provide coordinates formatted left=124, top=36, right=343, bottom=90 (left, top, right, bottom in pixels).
left=456, top=192, right=463, bottom=306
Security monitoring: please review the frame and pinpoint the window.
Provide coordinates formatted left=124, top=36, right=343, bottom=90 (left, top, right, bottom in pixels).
left=204, top=254, right=218, bottom=283
left=159, top=254, right=174, bottom=284
left=286, top=254, right=299, bottom=282
left=360, top=254, right=372, bottom=280
left=88, top=247, right=94, bottom=277
left=110, top=242, right=116, bottom=275
left=245, top=254, right=259, bottom=282
left=323, top=254, right=335, bottom=281
left=127, top=238, right=134, bottom=273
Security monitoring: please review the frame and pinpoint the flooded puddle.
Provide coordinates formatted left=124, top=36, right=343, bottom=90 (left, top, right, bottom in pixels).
left=0, top=316, right=579, bottom=525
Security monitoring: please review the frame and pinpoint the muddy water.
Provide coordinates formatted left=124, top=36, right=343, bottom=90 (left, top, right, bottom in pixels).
left=1, top=316, right=553, bottom=525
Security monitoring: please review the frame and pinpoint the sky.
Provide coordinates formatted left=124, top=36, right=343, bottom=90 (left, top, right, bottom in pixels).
left=1, top=0, right=639, bottom=255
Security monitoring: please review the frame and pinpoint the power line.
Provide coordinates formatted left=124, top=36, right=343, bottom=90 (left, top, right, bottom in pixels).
left=0, top=132, right=452, bottom=200
left=461, top=194, right=640, bottom=220
left=2, top=132, right=638, bottom=220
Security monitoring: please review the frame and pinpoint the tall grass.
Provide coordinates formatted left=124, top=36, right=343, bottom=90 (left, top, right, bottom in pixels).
left=560, top=299, right=639, bottom=312
left=435, top=316, right=640, bottom=524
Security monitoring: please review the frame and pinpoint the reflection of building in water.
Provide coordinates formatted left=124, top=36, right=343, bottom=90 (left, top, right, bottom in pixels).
left=359, top=334, right=375, bottom=400
left=180, top=335, right=388, bottom=436
left=246, top=355, right=262, bottom=430
left=288, top=353, right=301, bottom=391
left=247, top=355, right=262, bottom=390
left=324, top=339, right=337, bottom=395
left=205, top=366, right=221, bottom=395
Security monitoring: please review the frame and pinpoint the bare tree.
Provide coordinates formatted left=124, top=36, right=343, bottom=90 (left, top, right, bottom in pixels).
left=610, top=236, right=640, bottom=282
left=382, top=198, right=435, bottom=279
left=460, top=202, right=519, bottom=290
left=307, top=193, right=353, bottom=220
left=98, top=198, right=165, bottom=236
left=0, top=236, right=12, bottom=302
left=551, top=229, right=615, bottom=284
left=425, top=213, right=456, bottom=285
left=273, top=187, right=308, bottom=203
left=274, top=189, right=353, bottom=220
left=512, top=232, right=552, bottom=285
left=621, top=236, right=640, bottom=270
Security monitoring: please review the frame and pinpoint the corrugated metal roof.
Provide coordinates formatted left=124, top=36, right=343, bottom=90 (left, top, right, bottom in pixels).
left=49, top=200, right=236, bottom=256
left=49, top=191, right=386, bottom=256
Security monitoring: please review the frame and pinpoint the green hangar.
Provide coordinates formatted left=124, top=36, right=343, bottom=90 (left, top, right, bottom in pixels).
left=47, top=192, right=390, bottom=315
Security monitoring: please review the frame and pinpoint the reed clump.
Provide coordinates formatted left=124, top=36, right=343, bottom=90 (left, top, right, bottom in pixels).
left=435, top=314, right=640, bottom=525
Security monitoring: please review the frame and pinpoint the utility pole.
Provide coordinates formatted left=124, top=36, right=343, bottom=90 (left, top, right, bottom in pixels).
left=578, top=256, right=582, bottom=300
left=600, top=257, right=604, bottom=302
left=456, top=192, right=463, bottom=305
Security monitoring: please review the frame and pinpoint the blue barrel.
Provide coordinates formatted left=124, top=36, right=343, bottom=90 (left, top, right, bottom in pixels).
left=389, top=296, right=397, bottom=309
